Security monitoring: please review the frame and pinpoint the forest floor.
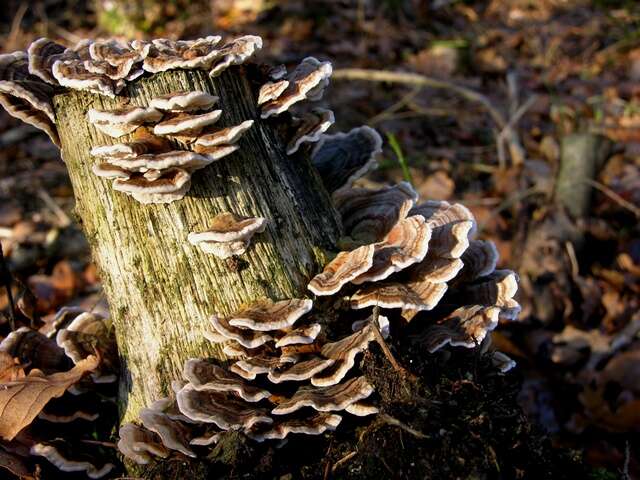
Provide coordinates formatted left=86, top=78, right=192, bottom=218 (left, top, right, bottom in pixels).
left=0, top=0, right=639, bottom=478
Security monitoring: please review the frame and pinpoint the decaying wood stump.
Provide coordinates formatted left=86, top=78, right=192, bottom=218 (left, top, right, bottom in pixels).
left=53, top=68, right=342, bottom=421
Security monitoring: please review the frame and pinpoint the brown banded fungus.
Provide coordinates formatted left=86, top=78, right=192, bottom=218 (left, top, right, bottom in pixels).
left=188, top=212, right=268, bottom=258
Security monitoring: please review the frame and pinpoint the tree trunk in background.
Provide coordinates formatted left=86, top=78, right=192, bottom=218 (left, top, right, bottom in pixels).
left=52, top=68, right=342, bottom=422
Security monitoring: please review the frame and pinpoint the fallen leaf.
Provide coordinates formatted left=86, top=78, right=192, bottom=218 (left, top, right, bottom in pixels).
left=0, top=448, right=32, bottom=479
left=0, top=354, right=24, bottom=383
left=0, top=355, right=99, bottom=441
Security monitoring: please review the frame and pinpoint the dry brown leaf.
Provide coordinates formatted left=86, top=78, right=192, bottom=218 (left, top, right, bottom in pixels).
left=0, top=353, right=25, bottom=383
left=0, top=355, right=99, bottom=441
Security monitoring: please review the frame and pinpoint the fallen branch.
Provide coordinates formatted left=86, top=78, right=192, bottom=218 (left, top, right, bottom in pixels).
left=333, top=68, right=529, bottom=167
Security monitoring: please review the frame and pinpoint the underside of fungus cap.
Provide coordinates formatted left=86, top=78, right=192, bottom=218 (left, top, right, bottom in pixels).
left=153, top=109, right=222, bottom=136
left=209, top=35, right=263, bottom=77
left=30, top=442, right=115, bottom=479
left=311, top=126, right=383, bottom=195
left=335, top=181, right=418, bottom=244
left=112, top=167, right=192, bottom=204
left=118, top=423, right=169, bottom=465
left=194, top=119, right=254, bottom=147
left=418, top=305, right=502, bottom=353
left=106, top=150, right=213, bottom=173
left=286, top=108, right=335, bottom=155
left=176, top=384, right=273, bottom=430
left=227, top=298, right=312, bottom=331
left=260, top=57, right=332, bottom=118
left=188, top=212, right=267, bottom=246
left=271, top=376, right=374, bottom=415
left=150, top=90, right=219, bottom=112
left=139, top=404, right=196, bottom=457
left=308, top=244, right=375, bottom=296
left=183, top=358, right=271, bottom=402
left=209, top=314, right=274, bottom=349
left=247, top=412, right=342, bottom=442
left=0, top=93, right=60, bottom=146
left=88, top=106, right=163, bottom=137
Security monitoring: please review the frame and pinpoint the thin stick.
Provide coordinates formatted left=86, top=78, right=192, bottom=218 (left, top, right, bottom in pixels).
left=584, top=179, right=640, bottom=218
left=371, top=306, right=405, bottom=375
left=0, top=242, right=16, bottom=331
left=333, top=68, right=507, bottom=128
left=332, top=451, right=357, bottom=473
left=380, top=414, right=429, bottom=439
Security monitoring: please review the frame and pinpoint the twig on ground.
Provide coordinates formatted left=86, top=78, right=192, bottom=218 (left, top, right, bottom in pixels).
left=332, top=451, right=357, bottom=473
left=333, top=68, right=531, bottom=168
left=583, top=179, right=640, bottom=218
left=371, top=306, right=407, bottom=376
left=38, top=189, right=72, bottom=227
left=379, top=414, right=429, bottom=439
left=0, top=242, right=16, bottom=331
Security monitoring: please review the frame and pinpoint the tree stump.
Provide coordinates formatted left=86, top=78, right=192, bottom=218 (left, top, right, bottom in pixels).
left=52, top=68, right=342, bottom=422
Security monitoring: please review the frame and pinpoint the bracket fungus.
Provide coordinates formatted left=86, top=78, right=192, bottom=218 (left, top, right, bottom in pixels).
left=0, top=32, right=522, bottom=475
left=188, top=212, right=268, bottom=258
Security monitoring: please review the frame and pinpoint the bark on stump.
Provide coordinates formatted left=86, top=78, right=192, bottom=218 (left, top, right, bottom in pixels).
left=52, top=68, right=342, bottom=422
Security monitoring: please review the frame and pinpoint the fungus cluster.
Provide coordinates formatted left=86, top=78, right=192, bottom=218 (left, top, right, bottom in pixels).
left=0, top=32, right=521, bottom=476
left=0, top=308, right=118, bottom=478
left=118, top=298, right=378, bottom=463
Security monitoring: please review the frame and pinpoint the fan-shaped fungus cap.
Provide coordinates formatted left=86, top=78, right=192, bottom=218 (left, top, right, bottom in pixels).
left=275, top=323, right=322, bottom=348
left=194, top=120, right=254, bottom=147
left=88, top=106, right=163, bottom=138
left=0, top=51, right=55, bottom=120
left=117, top=423, right=169, bottom=465
left=257, top=79, right=289, bottom=106
left=52, top=59, right=115, bottom=97
left=150, top=90, right=219, bottom=112
left=491, top=351, right=516, bottom=373
left=352, top=315, right=390, bottom=339
left=311, top=126, right=383, bottom=194
left=176, top=384, right=272, bottom=430
left=30, top=443, right=115, bottom=479
left=227, top=298, right=312, bottom=331
left=104, top=150, right=213, bottom=173
left=112, top=167, right=191, bottom=204
left=0, top=93, right=59, bottom=146
left=141, top=36, right=222, bottom=73
left=308, top=244, right=375, bottom=296
left=267, top=357, right=335, bottom=384
left=286, top=108, right=335, bottom=155
left=209, top=35, right=263, bottom=77
left=139, top=405, right=196, bottom=457
left=335, top=181, right=418, bottom=244
left=410, top=201, right=476, bottom=259
left=209, top=314, right=274, bottom=349
left=248, top=413, right=342, bottom=442
left=271, top=376, right=374, bottom=415
left=261, top=57, right=332, bottom=118
left=188, top=212, right=267, bottom=258
left=350, top=282, right=434, bottom=312
left=456, top=240, right=499, bottom=283
left=231, top=351, right=299, bottom=379
left=183, top=358, right=271, bottom=402
left=91, top=163, right=131, bottom=179
left=352, top=215, right=431, bottom=285
left=90, top=39, right=145, bottom=66
left=457, top=270, right=519, bottom=317
left=153, top=109, right=222, bottom=136
left=419, top=305, right=501, bottom=353
left=345, top=402, right=379, bottom=416
left=27, top=38, right=73, bottom=84
left=311, top=324, right=375, bottom=387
